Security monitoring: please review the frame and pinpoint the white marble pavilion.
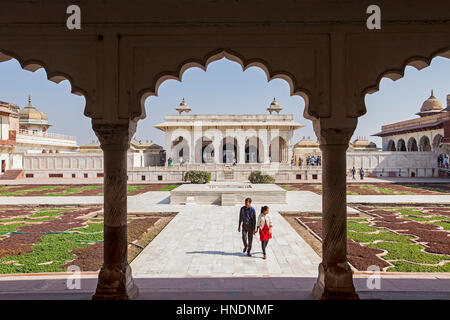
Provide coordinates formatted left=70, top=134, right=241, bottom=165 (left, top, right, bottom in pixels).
left=154, top=98, right=303, bottom=164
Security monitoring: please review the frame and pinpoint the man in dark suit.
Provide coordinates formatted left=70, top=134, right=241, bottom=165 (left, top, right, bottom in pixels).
left=238, top=197, right=256, bottom=257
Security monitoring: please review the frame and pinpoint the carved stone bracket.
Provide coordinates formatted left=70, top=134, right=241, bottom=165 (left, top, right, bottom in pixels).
left=313, top=118, right=357, bottom=146
left=92, top=120, right=137, bottom=151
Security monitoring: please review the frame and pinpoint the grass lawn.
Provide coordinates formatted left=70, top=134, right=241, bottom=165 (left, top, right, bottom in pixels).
left=44, top=185, right=102, bottom=196
left=278, top=183, right=450, bottom=195
left=402, top=184, right=448, bottom=194
left=158, top=185, right=179, bottom=191
left=0, top=186, right=65, bottom=196
left=0, top=184, right=180, bottom=197
left=0, top=232, right=103, bottom=273
left=359, top=185, right=414, bottom=195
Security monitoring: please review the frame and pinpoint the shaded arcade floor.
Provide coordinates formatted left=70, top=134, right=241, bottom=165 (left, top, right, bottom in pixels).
left=0, top=275, right=449, bottom=300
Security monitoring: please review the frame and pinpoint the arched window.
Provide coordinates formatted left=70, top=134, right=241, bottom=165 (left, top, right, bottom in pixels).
left=269, top=136, right=288, bottom=163
left=221, top=137, right=237, bottom=164
left=407, top=137, right=418, bottom=151
left=419, top=136, right=431, bottom=151
left=432, top=134, right=443, bottom=151
left=387, top=140, right=396, bottom=151
left=397, top=139, right=406, bottom=152
left=245, top=136, right=263, bottom=163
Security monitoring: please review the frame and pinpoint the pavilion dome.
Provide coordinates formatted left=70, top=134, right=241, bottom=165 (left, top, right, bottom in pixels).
left=420, top=90, right=443, bottom=113
left=19, top=96, right=48, bottom=123
left=352, top=138, right=377, bottom=149
left=176, top=97, right=191, bottom=114
left=180, top=98, right=188, bottom=107
left=270, top=98, right=279, bottom=106
left=294, top=138, right=319, bottom=148
left=267, top=98, right=283, bottom=114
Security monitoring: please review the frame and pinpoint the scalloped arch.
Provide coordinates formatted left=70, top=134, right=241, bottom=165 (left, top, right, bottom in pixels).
left=0, top=49, right=88, bottom=99
left=363, top=47, right=450, bottom=96
left=138, top=49, right=312, bottom=120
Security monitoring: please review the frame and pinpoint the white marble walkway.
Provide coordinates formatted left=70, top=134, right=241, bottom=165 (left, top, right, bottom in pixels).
left=131, top=205, right=321, bottom=278
left=347, top=194, right=450, bottom=204
left=2, top=191, right=450, bottom=209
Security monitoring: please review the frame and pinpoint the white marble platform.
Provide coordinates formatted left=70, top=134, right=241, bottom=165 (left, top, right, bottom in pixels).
left=170, top=182, right=287, bottom=205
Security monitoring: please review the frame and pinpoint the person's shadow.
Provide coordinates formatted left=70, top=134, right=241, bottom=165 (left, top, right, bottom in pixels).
left=185, top=250, right=263, bottom=256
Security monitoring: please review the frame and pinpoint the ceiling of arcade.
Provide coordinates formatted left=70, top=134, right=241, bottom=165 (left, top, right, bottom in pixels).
left=0, top=0, right=448, bottom=130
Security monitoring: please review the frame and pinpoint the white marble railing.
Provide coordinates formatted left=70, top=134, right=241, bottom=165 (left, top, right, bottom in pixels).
left=18, top=129, right=77, bottom=141
left=141, top=163, right=322, bottom=171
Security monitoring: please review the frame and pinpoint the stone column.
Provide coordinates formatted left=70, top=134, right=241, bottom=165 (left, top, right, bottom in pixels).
left=259, top=129, right=269, bottom=163
left=237, top=131, right=246, bottom=164
left=312, top=122, right=358, bottom=300
left=165, top=132, right=172, bottom=166
left=211, top=140, right=218, bottom=164
left=193, top=120, right=203, bottom=164
left=288, top=145, right=293, bottom=164
left=92, top=121, right=139, bottom=300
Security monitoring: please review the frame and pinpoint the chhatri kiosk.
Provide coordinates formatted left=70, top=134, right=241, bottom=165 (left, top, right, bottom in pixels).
left=154, top=98, right=303, bottom=165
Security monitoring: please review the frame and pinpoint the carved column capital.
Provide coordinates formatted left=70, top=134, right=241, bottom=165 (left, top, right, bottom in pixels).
left=313, top=118, right=357, bottom=147
left=92, top=120, right=137, bottom=151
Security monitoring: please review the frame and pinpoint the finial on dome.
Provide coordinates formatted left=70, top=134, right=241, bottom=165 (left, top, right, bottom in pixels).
left=418, top=90, right=443, bottom=116
left=28, top=95, right=31, bottom=104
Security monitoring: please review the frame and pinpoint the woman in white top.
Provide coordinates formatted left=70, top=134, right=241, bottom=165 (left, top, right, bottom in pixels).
left=254, top=206, right=272, bottom=259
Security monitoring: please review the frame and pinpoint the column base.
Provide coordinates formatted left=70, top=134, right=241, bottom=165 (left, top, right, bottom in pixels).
left=92, top=264, right=139, bottom=300
left=312, top=262, right=359, bottom=300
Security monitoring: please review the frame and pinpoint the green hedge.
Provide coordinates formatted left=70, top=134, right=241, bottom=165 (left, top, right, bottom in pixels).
left=184, top=170, right=211, bottom=184
left=248, top=171, right=275, bottom=184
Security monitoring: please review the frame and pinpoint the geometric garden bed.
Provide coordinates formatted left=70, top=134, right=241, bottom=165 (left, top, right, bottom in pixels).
left=295, top=206, right=450, bottom=272
left=0, top=206, right=176, bottom=274
left=0, top=184, right=179, bottom=197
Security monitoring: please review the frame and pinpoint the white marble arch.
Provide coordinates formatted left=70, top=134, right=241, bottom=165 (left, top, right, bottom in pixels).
left=397, top=139, right=407, bottom=151
left=407, top=137, right=418, bottom=151
left=419, top=135, right=432, bottom=151
left=387, top=139, right=396, bottom=151
left=433, top=134, right=444, bottom=151
left=220, top=136, right=239, bottom=164
left=270, top=136, right=289, bottom=163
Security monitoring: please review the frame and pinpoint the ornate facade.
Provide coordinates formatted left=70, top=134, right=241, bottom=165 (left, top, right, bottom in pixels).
left=374, top=91, right=450, bottom=154
left=155, top=98, right=302, bottom=165
left=0, top=98, right=163, bottom=178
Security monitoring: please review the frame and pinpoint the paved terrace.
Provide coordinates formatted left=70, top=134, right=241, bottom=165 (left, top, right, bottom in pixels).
left=1, top=191, right=450, bottom=208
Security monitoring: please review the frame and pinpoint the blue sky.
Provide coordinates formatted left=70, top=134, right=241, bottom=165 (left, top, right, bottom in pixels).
left=0, top=57, right=448, bottom=148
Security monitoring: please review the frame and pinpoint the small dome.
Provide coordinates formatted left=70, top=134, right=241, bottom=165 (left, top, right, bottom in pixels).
left=179, top=98, right=188, bottom=107
left=352, top=138, right=377, bottom=149
left=176, top=97, right=191, bottom=114
left=19, top=96, right=48, bottom=122
left=420, top=90, right=443, bottom=113
left=295, top=138, right=319, bottom=148
left=267, top=98, right=283, bottom=114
